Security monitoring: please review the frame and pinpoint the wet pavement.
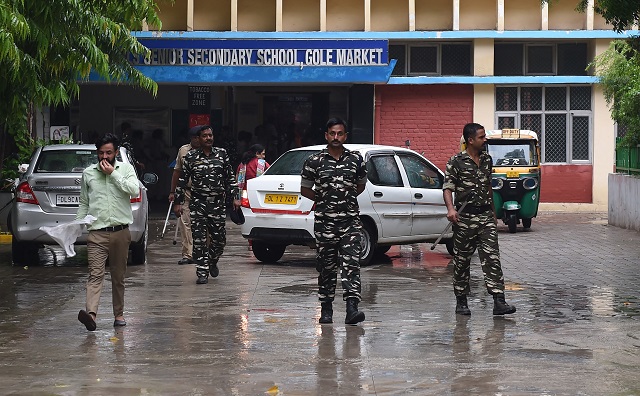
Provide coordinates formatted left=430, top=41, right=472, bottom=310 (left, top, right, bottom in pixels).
left=0, top=211, right=639, bottom=395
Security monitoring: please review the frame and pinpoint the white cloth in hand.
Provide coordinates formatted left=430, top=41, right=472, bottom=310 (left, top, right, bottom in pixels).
left=39, top=215, right=97, bottom=257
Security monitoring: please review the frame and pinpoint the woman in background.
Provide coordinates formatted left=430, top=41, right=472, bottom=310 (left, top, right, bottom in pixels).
left=237, top=144, right=270, bottom=250
left=237, top=144, right=270, bottom=191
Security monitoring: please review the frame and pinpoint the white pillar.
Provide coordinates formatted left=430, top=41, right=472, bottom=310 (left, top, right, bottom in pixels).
left=541, top=1, right=548, bottom=30
left=276, top=0, right=283, bottom=32
left=497, top=0, right=504, bottom=31
left=453, top=0, right=460, bottom=31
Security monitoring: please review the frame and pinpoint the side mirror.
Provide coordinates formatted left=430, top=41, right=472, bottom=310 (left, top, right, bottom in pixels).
left=142, top=173, right=158, bottom=185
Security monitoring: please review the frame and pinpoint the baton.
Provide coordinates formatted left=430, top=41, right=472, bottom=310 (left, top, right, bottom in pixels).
left=430, top=200, right=470, bottom=250
left=172, top=220, right=179, bottom=245
left=161, top=201, right=172, bottom=238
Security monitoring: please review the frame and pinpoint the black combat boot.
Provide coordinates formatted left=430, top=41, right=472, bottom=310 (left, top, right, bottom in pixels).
left=493, top=293, right=516, bottom=315
left=319, top=302, right=333, bottom=324
left=345, top=298, right=365, bottom=325
left=455, top=295, right=471, bottom=315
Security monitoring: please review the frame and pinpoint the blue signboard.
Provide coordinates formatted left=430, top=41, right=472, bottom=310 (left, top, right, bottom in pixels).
left=134, top=39, right=389, bottom=67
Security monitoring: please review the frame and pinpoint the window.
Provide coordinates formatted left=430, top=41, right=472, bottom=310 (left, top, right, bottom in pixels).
left=495, top=86, right=592, bottom=164
left=495, top=42, right=589, bottom=76
left=410, top=46, right=437, bottom=74
left=389, top=44, right=406, bottom=76
left=367, top=155, right=403, bottom=187
left=390, top=42, right=471, bottom=76
left=397, top=154, right=442, bottom=189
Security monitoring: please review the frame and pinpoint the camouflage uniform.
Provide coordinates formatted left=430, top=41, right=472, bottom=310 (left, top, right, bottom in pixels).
left=175, top=147, right=237, bottom=280
left=443, top=150, right=505, bottom=296
left=300, top=148, right=367, bottom=303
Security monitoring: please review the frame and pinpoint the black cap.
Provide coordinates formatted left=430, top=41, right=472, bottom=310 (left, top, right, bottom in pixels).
left=188, top=126, right=201, bottom=137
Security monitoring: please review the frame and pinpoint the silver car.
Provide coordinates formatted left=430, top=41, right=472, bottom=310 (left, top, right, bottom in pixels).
left=8, top=144, right=155, bottom=265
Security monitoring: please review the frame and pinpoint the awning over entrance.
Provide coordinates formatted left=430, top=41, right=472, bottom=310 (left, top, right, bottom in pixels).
left=129, top=38, right=395, bottom=84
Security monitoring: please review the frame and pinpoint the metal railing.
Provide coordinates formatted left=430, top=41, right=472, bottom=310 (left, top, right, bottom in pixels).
left=616, top=137, right=640, bottom=175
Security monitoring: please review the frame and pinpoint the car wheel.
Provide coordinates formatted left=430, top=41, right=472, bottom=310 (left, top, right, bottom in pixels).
left=12, top=240, right=40, bottom=265
left=360, top=220, right=377, bottom=266
left=130, top=220, right=148, bottom=265
left=522, top=217, right=532, bottom=229
left=374, top=245, right=391, bottom=256
left=252, top=241, right=286, bottom=263
left=445, top=239, right=455, bottom=256
left=507, top=214, right=517, bottom=233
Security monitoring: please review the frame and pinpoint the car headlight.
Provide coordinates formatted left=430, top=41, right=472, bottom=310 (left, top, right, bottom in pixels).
left=491, top=178, right=504, bottom=190
left=523, top=177, right=538, bottom=190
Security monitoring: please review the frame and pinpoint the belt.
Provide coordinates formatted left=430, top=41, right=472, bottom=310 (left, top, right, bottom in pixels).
left=457, top=205, right=492, bottom=215
left=95, top=224, right=129, bottom=232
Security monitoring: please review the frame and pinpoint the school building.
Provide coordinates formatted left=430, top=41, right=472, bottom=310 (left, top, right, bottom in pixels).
left=43, top=0, right=638, bottom=209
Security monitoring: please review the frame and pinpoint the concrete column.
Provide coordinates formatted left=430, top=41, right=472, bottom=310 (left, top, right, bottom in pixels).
left=365, top=0, right=371, bottom=32
left=276, top=0, right=283, bottom=32
left=586, top=0, right=594, bottom=30
left=541, top=1, right=548, bottom=30
left=409, top=0, right=415, bottom=31
left=187, top=0, right=194, bottom=31
left=473, top=85, right=495, bottom=130
left=592, top=38, right=615, bottom=209
left=231, top=0, right=238, bottom=31
left=453, top=0, right=459, bottom=31
left=497, top=0, right=504, bottom=31
left=474, top=38, right=494, bottom=76
left=320, top=0, right=326, bottom=31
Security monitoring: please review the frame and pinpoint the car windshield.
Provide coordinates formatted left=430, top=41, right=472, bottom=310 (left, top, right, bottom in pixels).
left=486, top=140, right=538, bottom=166
left=265, top=149, right=320, bottom=176
left=34, top=149, right=97, bottom=173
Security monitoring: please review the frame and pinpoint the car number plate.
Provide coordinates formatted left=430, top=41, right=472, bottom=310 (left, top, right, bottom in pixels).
left=506, top=171, right=519, bottom=178
left=56, top=194, right=80, bottom=205
left=264, top=194, right=298, bottom=205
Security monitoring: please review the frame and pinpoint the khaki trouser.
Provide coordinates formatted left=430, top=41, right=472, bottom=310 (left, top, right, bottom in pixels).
left=85, top=228, right=131, bottom=317
left=178, top=197, right=193, bottom=259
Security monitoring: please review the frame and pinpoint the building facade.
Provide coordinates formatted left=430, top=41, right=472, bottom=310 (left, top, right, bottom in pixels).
left=44, top=0, right=637, bottom=208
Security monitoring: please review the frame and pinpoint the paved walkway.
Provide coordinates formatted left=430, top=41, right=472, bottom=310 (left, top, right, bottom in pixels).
left=0, top=211, right=638, bottom=395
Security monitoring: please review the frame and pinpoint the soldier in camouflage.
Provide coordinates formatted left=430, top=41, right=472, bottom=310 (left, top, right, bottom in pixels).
left=300, top=117, right=367, bottom=325
left=173, top=125, right=240, bottom=285
left=443, top=122, right=516, bottom=316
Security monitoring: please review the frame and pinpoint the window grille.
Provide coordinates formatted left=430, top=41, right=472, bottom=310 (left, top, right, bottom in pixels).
left=409, top=46, right=437, bottom=74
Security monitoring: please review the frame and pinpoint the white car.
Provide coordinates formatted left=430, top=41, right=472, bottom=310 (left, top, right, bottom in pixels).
left=240, top=144, right=454, bottom=265
left=8, top=144, right=156, bottom=265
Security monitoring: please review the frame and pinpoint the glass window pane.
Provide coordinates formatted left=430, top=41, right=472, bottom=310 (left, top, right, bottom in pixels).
left=570, top=86, right=592, bottom=110
left=521, top=87, right=542, bottom=111
left=441, top=44, right=471, bottom=76
left=572, top=116, right=590, bottom=160
left=527, top=45, right=553, bottom=74
left=494, top=44, right=523, bottom=76
left=496, top=87, right=518, bottom=111
left=398, top=154, right=442, bottom=189
left=368, top=155, right=403, bottom=187
left=545, top=86, right=566, bottom=110
left=557, top=43, right=588, bottom=76
left=389, top=44, right=406, bottom=76
left=544, top=114, right=567, bottom=163
left=409, top=46, right=437, bottom=74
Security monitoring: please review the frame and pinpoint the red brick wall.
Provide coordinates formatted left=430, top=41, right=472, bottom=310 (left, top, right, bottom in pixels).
left=540, top=165, right=592, bottom=203
left=375, top=85, right=474, bottom=170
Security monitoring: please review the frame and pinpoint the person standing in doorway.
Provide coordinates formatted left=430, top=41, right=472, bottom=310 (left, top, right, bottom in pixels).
left=77, top=133, right=139, bottom=331
left=443, top=122, right=516, bottom=316
left=168, top=126, right=201, bottom=265
left=300, top=117, right=367, bottom=325
left=173, top=125, right=240, bottom=284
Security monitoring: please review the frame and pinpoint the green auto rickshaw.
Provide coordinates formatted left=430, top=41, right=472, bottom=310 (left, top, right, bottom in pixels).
left=484, top=129, right=541, bottom=233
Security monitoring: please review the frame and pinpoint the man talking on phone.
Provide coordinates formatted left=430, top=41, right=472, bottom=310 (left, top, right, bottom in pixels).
left=76, top=133, right=139, bottom=331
